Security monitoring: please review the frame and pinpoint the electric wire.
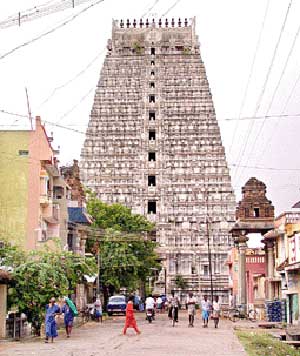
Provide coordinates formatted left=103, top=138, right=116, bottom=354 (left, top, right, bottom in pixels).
left=248, top=15, right=300, bottom=167
left=228, top=0, right=270, bottom=156
left=233, top=0, right=293, bottom=185
left=141, top=0, right=160, bottom=19
left=161, top=0, right=182, bottom=17
left=38, top=47, right=106, bottom=108
left=0, top=0, right=105, bottom=61
left=54, top=86, right=95, bottom=124
left=0, top=0, right=96, bottom=30
left=1, top=118, right=300, bottom=174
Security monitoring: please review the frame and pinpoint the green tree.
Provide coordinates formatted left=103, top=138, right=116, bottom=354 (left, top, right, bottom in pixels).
left=0, top=239, right=97, bottom=334
left=174, top=274, right=188, bottom=290
left=86, top=192, right=160, bottom=295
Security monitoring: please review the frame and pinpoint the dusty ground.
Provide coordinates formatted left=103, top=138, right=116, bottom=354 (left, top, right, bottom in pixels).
left=0, top=311, right=246, bottom=356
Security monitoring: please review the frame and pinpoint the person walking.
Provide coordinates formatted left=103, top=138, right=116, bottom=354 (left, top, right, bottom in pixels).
left=61, top=299, right=75, bottom=338
left=168, top=291, right=179, bottom=322
left=145, top=294, right=155, bottom=320
left=186, top=292, right=196, bottom=327
left=123, top=295, right=141, bottom=335
left=45, top=297, right=60, bottom=343
left=157, top=296, right=162, bottom=313
left=201, top=295, right=210, bottom=328
left=93, top=298, right=102, bottom=322
left=212, top=295, right=221, bottom=328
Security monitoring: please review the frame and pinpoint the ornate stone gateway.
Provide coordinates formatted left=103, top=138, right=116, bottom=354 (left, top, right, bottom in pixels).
left=231, top=177, right=274, bottom=311
left=81, top=18, right=236, bottom=300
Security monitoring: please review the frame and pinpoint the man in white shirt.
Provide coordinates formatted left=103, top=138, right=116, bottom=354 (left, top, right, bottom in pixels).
left=145, top=295, right=155, bottom=320
left=186, top=292, right=196, bottom=327
left=201, top=295, right=210, bottom=328
left=168, top=291, right=179, bottom=322
left=157, top=296, right=162, bottom=313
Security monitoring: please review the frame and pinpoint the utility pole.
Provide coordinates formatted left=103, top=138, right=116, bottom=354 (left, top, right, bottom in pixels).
left=25, top=87, right=33, bottom=129
left=95, top=242, right=101, bottom=298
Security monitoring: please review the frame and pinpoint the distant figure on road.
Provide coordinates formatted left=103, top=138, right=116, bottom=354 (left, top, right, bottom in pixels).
left=212, top=295, right=221, bottom=328
left=168, top=291, right=179, bottom=322
left=157, top=296, right=162, bottom=313
left=94, top=298, right=102, bottom=322
left=61, top=298, right=75, bottom=337
left=45, top=297, right=60, bottom=343
left=123, top=295, right=141, bottom=335
left=186, top=292, right=196, bottom=327
left=201, top=295, right=210, bottom=328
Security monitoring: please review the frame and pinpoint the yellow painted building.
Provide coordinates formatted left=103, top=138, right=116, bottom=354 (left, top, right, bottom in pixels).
left=0, top=131, right=30, bottom=246
left=0, top=117, right=63, bottom=250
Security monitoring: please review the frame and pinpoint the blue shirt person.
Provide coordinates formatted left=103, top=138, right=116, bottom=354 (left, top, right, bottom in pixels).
left=45, top=297, right=60, bottom=343
left=61, top=300, right=75, bottom=337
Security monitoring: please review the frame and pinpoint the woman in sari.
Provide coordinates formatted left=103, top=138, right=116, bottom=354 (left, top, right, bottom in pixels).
left=45, top=297, right=60, bottom=343
left=123, top=295, right=141, bottom=335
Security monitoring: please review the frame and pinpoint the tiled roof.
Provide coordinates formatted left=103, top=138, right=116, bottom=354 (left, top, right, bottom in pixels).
left=292, top=201, right=300, bottom=209
left=68, top=207, right=92, bottom=224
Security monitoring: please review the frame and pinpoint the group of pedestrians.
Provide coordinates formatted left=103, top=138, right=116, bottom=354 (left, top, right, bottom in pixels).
left=43, top=293, right=221, bottom=342
left=201, top=295, right=221, bottom=328
left=45, top=297, right=75, bottom=343
left=123, top=292, right=222, bottom=335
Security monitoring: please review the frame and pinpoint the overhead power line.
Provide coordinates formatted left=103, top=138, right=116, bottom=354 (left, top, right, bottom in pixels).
left=141, top=0, right=160, bottom=19
left=229, top=163, right=300, bottom=172
left=54, top=86, right=95, bottom=124
left=161, top=0, right=182, bottom=17
left=249, top=15, right=300, bottom=166
left=223, top=113, right=300, bottom=121
left=228, top=0, right=270, bottom=156
left=0, top=109, right=27, bottom=118
left=233, top=0, right=293, bottom=184
left=0, top=0, right=96, bottom=30
left=38, top=47, right=106, bottom=108
left=0, top=0, right=105, bottom=61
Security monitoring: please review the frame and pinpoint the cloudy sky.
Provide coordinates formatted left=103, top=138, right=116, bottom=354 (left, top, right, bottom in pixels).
left=1, top=0, right=300, bottom=220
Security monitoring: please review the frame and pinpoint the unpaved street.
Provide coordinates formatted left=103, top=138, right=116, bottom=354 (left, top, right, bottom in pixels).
left=0, top=312, right=246, bottom=356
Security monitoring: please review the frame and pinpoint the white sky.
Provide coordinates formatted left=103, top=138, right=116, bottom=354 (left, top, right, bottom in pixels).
left=1, top=0, right=300, bottom=225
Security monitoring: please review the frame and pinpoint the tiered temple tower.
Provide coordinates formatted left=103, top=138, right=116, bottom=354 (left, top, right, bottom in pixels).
left=81, top=17, right=236, bottom=301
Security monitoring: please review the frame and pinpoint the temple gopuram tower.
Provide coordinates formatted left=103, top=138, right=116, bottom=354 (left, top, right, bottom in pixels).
left=81, top=17, right=236, bottom=301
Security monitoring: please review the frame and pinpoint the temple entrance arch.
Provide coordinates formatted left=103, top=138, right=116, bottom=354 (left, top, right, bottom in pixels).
left=230, top=177, right=274, bottom=312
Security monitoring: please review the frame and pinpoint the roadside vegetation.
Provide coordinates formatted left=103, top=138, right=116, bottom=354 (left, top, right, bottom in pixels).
left=236, top=330, right=300, bottom=356
left=86, top=190, right=160, bottom=299
left=0, top=239, right=97, bottom=334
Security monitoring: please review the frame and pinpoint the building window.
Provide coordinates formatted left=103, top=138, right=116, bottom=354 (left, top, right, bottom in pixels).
left=151, top=47, right=155, bottom=55
left=148, top=175, right=156, bottom=187
left=149, top=95, right=155, bottom=103
left=148, top=152, right=156, bottom=161
left=150, top=82, right=155, bottom=88
left=148, top=201, right=156, bottom=214
left=19, top=150, right=29, bottom=156
left=254, top=208, right=260, bottom=217
left=203, top=265, right=208, bottom=276
left=151, top=60, right=155, bottom=66
left=151, top=70, right=155, bottom=76
left=149, top=111, right=155, bottom=120
left=149, top=230, right=156, bottom=242
left=149, top=130, right=155, bottom=140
